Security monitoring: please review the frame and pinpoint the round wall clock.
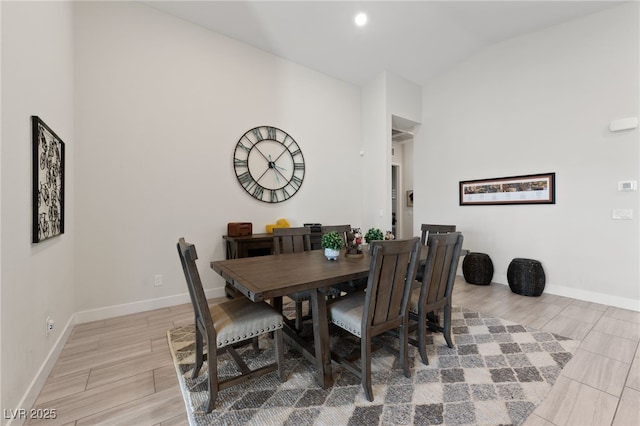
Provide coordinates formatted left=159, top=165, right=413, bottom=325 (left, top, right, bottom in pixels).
left=233, top=126, right=305, bottom=203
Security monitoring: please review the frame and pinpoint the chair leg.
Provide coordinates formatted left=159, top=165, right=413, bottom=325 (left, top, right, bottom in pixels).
left=192, top=327, right=204, bottom=378
left=274, top=328, right=286, bottom=381
left=362, top=338, right=374, bottom=402
left=418, top=311, right=430, bottom=365
left=252, top=337, right=260, bottom=352
left=205, top=334, right=217, bottom=413
left=295, top=300, right=304, bottom=331
left=400, top=322, right=410, bottom=378
left=442, top=305, right=453, bottom=348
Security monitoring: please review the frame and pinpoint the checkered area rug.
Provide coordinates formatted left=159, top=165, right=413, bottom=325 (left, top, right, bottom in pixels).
left=167, top=306, right=578, bottom=426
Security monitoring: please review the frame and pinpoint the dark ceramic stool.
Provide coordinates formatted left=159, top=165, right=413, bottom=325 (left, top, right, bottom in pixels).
left=507, top=258, right=545, bottom=296
left=462, top=252, right=494, bottom=285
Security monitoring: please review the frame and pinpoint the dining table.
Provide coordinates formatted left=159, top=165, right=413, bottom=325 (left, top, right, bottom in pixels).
left=210, top=249, right=371, bottom=389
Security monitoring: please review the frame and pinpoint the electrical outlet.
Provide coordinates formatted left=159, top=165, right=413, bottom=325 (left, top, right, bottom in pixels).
left=154, top=274, right=163, bottom=287
left=46, top=317, right=54, bottom=335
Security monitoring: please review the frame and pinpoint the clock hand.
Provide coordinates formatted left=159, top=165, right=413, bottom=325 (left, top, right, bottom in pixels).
left=269, top=155, right=280, bottom=184
left=252, top=144, right=271, bottom=163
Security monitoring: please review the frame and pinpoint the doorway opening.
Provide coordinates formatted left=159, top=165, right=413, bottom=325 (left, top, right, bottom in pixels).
left=392, top=164, right=400, bottom=238
left=391, top=120, right=416, bottom=239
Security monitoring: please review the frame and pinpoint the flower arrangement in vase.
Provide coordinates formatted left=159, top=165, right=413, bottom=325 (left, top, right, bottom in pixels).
left=345, top=228, right=364, bottom=258
left=321, top=231, right=344, bottom=260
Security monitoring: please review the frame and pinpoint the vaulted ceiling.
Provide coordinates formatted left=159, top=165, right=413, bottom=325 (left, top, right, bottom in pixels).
left=143, top=1, right=623, bottom=87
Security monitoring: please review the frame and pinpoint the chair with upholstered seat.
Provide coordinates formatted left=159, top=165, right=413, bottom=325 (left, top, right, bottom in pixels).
left=327, top=237, right=421, bottom=401
left=408, top=232, right=464, bottom=365
left=177, top=238, right=286, bottom=412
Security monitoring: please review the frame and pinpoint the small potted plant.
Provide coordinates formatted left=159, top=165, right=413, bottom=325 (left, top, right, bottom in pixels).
left=321, top=231, right=344, bottom=260
left=364, top=228, right=384, bottom=243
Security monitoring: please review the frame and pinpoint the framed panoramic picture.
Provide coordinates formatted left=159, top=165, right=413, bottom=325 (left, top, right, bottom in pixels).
left=459, top=173, right=555, bottom=206
left=32, top=116, right=65, bottom=243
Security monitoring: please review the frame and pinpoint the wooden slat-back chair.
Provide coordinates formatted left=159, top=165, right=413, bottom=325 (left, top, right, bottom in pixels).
left=272, top=227, right=314, bottom=331
left=328, top=237, right=421, bottom=401
left=320, top=225, right=351, bottom=245
left=408, top=232, right=464, bottom=365
left=419, top=224, right=457, bottom=244
left=320, top=225, right=368, bottom=296
left=416, top=224, right=457, bottom=282
left=177, top=238, right=285, bottom=412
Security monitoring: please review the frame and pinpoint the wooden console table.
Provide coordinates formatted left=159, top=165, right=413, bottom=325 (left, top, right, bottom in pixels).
left=223, top=233, right=274, bottom=259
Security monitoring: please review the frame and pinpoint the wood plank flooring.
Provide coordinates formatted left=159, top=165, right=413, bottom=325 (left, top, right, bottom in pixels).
left=26, top=278, right=639, bottom=425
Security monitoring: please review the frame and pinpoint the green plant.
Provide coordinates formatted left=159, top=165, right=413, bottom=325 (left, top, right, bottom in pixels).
left=321, top=231, right=344, bottom=250
left=364, top=228, right=384, bottom=243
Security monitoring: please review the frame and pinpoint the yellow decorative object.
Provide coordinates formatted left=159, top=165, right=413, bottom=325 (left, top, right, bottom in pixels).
left=266, top=219, right=290, bottom=233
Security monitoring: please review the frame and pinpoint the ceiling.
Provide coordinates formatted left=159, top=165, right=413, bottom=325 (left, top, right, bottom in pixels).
left=142, top=1, right=624, bottom=88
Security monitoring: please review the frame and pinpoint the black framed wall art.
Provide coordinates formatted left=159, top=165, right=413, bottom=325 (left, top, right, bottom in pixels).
left=32, top=116, right=65, bottom=243
left=459, top=173, right=555, bottom=206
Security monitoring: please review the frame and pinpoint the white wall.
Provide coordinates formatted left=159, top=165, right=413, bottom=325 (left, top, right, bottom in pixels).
left=73, top=1, right=363, bottom=313
left=1, top=0, right=75, bottom=417
left=416, top=3, right=639, bottom=309
left=387, top=74, right=421, bottom=239
left=361, top=72, right=422, bottom=236
left=361, top=72, right=388, bottom=233
left=401, top=141, right=414, bottom=239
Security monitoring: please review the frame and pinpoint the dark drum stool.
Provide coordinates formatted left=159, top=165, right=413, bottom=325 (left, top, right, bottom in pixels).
left=462, top=252, right=494, bottom=285
left=507, top=258, right=545, bottom=296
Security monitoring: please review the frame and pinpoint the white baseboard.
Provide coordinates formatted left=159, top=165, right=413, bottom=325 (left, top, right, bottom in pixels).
left=8, top=287, right=226, bottom=426
left=544, top=283, right=640, bottom=312
left=74, top=287, right=226, bottom=324
left=6, top=315, right=75, bottom=426
left=490, top=280, right=640, bottom=312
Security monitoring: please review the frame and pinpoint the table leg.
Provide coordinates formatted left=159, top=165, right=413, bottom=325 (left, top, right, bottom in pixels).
left=310, top=288, right=333, bottom=388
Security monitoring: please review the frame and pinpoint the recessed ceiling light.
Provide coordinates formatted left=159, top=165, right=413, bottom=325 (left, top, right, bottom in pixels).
left=354, top=13, right=367, bottom=27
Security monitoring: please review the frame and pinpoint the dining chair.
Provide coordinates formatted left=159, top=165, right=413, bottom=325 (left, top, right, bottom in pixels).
left=272, top=227, right=315, bottom=331
left=321, top=225, right=368, bottom=295
left=408, top=232, right=464, bottom=365
left=177, top=238, right=286, bottom=412
left=416, top=224, right=457, bottom=282
left=419, top=224, right=457, bottom=244
left=327, top=237, right=421, bottom=401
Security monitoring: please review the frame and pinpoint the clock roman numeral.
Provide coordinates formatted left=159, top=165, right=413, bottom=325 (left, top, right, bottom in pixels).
left=290, top=175, right=303, bottom=190
left=252, top=128, right=264, bottom=141
left=266, top=126, right=277, bottom=140
left=294, top=162, right=305, bottom=171
left=270, top=190, right=279, bottom=203
left=234, top=158, right=248, bottom=168
left=252, top=185, right=264, bottom=200
left=238, top=139, right=252, bottom=152
left=281, top=187, right=291, bottom=200
left=237, top=171, right=253, bottom=186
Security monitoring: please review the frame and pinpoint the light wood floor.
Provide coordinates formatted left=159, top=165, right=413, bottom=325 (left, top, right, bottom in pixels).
left=27, top=278, right=639, bottom=425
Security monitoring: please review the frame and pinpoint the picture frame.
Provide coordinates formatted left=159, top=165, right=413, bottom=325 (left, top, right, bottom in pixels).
left=407, top=190, right=413, bottom=207
left=32, top=116, right=65, bottom=243
left=459, top=173, right=555, bottom=206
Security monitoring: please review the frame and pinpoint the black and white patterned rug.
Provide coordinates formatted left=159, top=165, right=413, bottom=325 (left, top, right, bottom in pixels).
left=167, top=306, right=578, bottom=426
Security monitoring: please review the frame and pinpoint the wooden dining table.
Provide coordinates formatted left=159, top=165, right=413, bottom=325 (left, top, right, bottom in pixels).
left=211, top=249, right=371, bottom=389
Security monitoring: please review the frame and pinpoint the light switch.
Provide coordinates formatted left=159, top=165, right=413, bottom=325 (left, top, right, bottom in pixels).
left=612, top=209, right=633, bottom=220
left=618, top=181, right=637, bottom=191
